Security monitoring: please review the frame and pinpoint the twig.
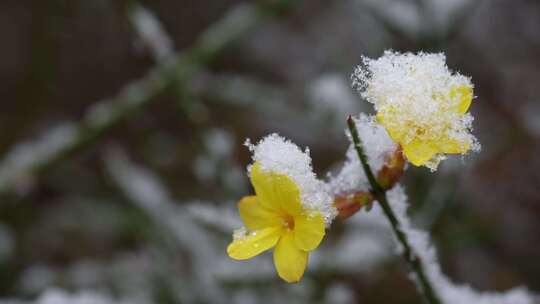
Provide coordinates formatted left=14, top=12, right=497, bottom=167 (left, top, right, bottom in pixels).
left=347, top=116, right=443, bottom=304
left=127, top=2, right=174, bottom=61
left=0, top=2, right=290, bottom=196
left=104, top=147, right=225, bottom=304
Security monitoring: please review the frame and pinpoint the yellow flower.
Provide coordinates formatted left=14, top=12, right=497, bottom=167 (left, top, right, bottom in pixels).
left=353, top=51, right=480, bottom=170
left=376, top=85, right=473, bottom=167
left=227, top=162, right=325, bottom=283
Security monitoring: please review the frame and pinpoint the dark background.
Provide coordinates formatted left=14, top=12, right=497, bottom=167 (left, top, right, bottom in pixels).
left=0, top=0, right=539, bottom=303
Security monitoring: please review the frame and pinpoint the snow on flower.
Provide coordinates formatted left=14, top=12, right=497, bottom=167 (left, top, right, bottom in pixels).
left=352, top=51, right=480, bottom=170
left=227, top=134, right=336, bottom=283
left=246, top=134, right=337, bottom=225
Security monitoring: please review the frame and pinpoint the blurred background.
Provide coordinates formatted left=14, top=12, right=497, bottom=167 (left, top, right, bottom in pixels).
left=0, top=0, right=539, bottom=303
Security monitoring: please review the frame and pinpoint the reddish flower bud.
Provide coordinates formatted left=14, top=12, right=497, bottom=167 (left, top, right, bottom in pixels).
left=377, top=146, right=405, bottom=190
left=334, top=192, right=374, bottom=220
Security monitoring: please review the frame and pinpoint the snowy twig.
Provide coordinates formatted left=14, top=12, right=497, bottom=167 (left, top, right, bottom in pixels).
left=0, top=2, right=289, bottom=196
left=104, top=148, right=225, bottom=304
left=0, top=288, right=139, bottom=304
left=347, top=116, right=443, bottom=304
left=128, top=2, right=174, bottom=61
left=0, top=64, right=168, bottom=195
left=386, top=186, right=537, bottom=304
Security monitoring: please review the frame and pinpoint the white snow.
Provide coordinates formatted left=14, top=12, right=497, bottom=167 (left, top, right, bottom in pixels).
left=129, top=3, right=174, bottom=60
left=246, top=134, right=337, bottom=225
left=327, top=114, right=397, bottom=196
left=352, top=50, right=480, bottom=170
left=36, top=289, right=132, bottom=304
left=386, top=186, right=536, bottom=304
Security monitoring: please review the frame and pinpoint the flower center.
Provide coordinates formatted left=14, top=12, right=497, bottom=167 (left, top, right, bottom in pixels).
left=282, top=215, right=295, bottom=230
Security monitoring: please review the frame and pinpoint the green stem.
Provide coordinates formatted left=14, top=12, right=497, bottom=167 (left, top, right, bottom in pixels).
left=347, top=116, right=443, bottom=304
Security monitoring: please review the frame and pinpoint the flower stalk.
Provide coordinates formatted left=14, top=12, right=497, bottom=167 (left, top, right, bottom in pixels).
left=347, top=116, right=443, bottom=304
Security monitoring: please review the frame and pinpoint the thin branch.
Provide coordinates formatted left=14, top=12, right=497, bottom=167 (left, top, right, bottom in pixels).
left=347, top=116, right=443, bottom=304
left=0, top=2, right=290, bottom=196
left=127, top=2, right=175, bottom=61
left=104, top=147, right=226, bottom=304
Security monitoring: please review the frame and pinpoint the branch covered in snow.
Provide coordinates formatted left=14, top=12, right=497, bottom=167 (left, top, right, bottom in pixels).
left=343, top=116, right=538, bottom=304
left=0, top=288, right=142, bottom=304
left=128, top=3, right=174, bottom=61
left=104, top=148, right=226, bottom=304
left=387, top=186, right=538, bottom=304
left=361, top=0, right=479, bottom=41
left=327, top=114, right=397, bottom=196
left=0, top=1, right=289, bottom=196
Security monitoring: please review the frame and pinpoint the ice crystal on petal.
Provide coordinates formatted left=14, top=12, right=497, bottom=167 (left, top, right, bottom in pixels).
left=233, top=227, right=248, bottom=241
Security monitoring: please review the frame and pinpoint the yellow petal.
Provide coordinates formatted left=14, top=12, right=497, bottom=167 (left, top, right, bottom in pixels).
left=273, top=174, right=303, bottom=216
left=437, top=135, right=470, bottom=154
left=250, top=163, right=278, bottom=211
left=227, top=226, right=281, bottom=260
left=250, top=162, right=302, bottom=216
left=376, top=110, right=403, bottom=143
left=293, top=212, right=325, bottom=251
left=238, top=196, right=282, bottom=230
left=402, top=139, right=438, bottom=166
left=451, top=86, right=473, bottom=114
left=273, top=231, right=308, bottom=283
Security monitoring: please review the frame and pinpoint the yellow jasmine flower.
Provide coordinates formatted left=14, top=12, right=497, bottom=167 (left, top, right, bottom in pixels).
left=375, top=85, right=473, bottom=167
left=227, top=162, right=325, bottom=283
left=353, top=51, right=480, bottom=170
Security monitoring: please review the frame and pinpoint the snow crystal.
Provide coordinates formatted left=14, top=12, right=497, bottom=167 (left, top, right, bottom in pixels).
left=386, top=185, right=537, bottom=304
left=245, top=134, right=337, bottom=225
left=233, top=227, right=248, bottom=241
left=327, top=114, right=397, bottom=196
